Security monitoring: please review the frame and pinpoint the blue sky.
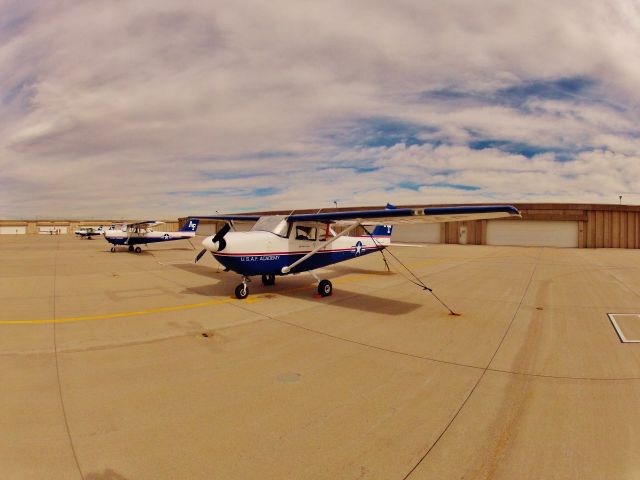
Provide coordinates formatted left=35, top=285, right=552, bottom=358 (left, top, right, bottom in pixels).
left=1, top=0, right=640, bottom=218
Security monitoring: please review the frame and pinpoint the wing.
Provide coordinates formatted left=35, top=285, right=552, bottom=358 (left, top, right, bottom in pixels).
left=126, top=220, right=164, bottom=230
left=286, top=205, right=520, bottom=225
left=189, top=215, right=262, bottom=224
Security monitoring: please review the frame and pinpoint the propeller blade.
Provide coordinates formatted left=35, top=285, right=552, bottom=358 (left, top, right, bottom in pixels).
left=213, top=223, right=231, bottom=242
left=195, top=249, right=207, bottom=263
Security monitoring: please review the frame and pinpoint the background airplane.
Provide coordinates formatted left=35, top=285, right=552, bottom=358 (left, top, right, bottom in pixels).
left=105, top=219, right=199, bottom=253
left=74, top=225, right=104, bottom=239
left=191, top=204, right=520, bottom=299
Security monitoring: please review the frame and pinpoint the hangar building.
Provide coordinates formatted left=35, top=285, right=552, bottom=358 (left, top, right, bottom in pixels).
left=2, top=204, right=638, bottom=249
left=0, top=220, right=180, bottom=235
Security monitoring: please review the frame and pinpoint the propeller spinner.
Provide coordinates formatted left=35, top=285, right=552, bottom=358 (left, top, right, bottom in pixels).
left=195, top=223, right=231, bottom=263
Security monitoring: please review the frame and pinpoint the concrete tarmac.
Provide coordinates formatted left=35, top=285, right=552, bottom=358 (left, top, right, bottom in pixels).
left=2, top=234, right=640, bottom=479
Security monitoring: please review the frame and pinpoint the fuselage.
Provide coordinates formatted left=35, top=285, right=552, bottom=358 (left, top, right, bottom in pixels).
left=104, top=229, right=196, bottom=246
left=207, top=230, right=390, bottom=276
left=75, top=231, right=102, bottom=238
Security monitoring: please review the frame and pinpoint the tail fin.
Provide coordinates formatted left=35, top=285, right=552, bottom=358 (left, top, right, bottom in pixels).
left=371, top=203, right=395, bottom=237
left=181, top=218, right=200, bottom=232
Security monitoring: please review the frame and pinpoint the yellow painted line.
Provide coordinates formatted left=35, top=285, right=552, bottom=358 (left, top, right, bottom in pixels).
left=0, top=273, right=370, bottom=326
left=0, top=297, right=241, bottom=325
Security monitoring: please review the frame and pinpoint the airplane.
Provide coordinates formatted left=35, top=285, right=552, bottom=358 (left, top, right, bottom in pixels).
left=104, top=219, right=200, bottom=253
left=191, top=204, right=521, bottom=299
left=75, top=225, right=104, bottom=239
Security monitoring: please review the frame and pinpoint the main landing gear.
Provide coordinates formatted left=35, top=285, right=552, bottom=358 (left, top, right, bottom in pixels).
left=309, top=270, right=332, bottom=297
left=109, top=245, right=142, bottom=253
left=317, top=279, right=332, bottom=297
left=261, top=274, right=276, bottom=286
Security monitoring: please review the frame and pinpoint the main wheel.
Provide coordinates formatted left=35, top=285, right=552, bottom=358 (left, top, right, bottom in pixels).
left=318, top=279, right=332, bottom=297
left=261, top=274, right=275, bottom=286
left=134, top=246, right=142, bottom=253
left=128, top=245, right=134, bottom=252
left=235, top=284, right=249, bottom=299
left=110, top=246, right=116, bottom=252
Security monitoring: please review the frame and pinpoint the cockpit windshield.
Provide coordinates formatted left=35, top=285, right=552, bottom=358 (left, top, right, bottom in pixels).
left=250, top=215, right=289, bottom=237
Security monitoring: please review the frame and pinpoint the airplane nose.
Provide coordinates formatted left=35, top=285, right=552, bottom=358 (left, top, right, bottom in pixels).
left=202, top=236, right=221, bottom=252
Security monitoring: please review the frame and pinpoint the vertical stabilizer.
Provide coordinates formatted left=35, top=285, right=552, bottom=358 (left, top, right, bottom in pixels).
left=371, top=203, right=395, bottom=238
left=181, top=218, right=200, bottom=232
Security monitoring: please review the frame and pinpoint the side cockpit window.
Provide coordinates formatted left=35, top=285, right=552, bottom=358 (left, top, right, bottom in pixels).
left=295, top=225, right=316, bottom=241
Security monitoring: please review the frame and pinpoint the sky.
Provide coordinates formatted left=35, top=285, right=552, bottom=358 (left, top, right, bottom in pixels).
left=1, top=0, right=640, bottom=219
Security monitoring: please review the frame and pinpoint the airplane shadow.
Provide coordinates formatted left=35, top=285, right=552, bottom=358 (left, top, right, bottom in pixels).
left=172, top=263, right=227, bottom=279
left=177, top=265, right=421, bottom=315
left=95, top=246, right=194, bottom=256
left=325, top=264, right=395, bottom=276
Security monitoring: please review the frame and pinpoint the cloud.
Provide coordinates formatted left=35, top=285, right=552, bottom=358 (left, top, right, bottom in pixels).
left=1, top=0, right=640, bottom=218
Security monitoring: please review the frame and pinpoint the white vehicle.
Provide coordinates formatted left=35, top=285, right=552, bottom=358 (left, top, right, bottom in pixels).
left=74, top=226, right=104, bottom=239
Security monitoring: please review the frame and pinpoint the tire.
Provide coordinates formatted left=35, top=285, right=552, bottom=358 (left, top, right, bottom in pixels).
left=318, top=279, right=332, bottom=297
left=128, top=245, right=134, bottom=252
left=235, top=284, right=249, bottom=299
left=261, top=274, right=275, bottom=286
left=135, top=246, right=142, bottom=253
left=110, top=246, right=116, bottom=252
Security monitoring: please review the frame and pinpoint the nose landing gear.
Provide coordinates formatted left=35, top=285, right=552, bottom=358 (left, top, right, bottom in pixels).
left=235, top=277, right=250, bottom=299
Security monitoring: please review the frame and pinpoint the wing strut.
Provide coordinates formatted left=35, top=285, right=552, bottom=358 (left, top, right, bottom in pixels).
left=281, top=221, right=362, bottom=274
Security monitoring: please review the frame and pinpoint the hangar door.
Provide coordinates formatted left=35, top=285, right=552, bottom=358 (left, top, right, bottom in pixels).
left=487, top=220, right=578, bottom=248
left=392, top=223, right=441, bottom=243
left=38, top=226, right=68, bottom=234
left=0, top=226, right=26, bottom=234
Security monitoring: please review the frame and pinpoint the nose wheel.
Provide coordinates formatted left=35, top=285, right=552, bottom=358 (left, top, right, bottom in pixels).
left=235, top=276, right=251, bottom=299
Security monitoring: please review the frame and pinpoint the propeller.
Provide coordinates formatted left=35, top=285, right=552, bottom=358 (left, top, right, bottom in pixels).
left=194, top=223, right=231, bottom=263
left=212, top=223, right=231, bottom=250
left=195, top=249, right=207, bottom=263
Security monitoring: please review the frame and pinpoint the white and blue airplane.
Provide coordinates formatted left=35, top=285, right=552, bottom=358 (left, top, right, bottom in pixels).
left=75, top=225, right=104, bottom=239
left=192, top=204, right=520, bottom=299
left=104, top=219, right=200, bottom=253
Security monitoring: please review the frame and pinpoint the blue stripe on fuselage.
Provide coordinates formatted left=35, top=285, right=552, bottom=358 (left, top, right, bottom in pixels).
left=105, top=235, right=189, bottom=246
left=213, top=247, right=384, bottom=276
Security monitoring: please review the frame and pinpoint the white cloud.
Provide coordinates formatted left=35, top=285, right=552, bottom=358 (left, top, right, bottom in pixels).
left=1, top=0, right=640, bottom=218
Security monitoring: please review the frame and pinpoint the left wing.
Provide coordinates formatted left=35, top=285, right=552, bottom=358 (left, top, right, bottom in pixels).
left=286, top=205, right=520, bottom=225
left=188, top=215, right=261, bottom=223
left=123, top=221, right=164, bottom=243
left=126, top=220, right=164, bottom=230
